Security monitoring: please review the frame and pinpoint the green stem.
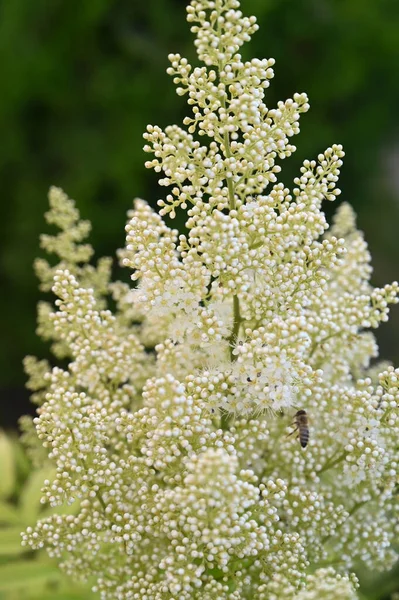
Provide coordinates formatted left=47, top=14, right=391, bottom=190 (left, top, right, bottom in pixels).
left=317, top=450, right=347, bottom=475
left=221, top=295, right=242, bottom=431
left=221, top=99, right=241, bottom=357
left=69, top=428, right=107, bottom=512
left=95, top=489, right=107, bottom=512
left=223, top=127, right=236, bottom=211
left=220, top=412, right=231, bottom=430
left=321, top=500, right=367, bottom=545
left=218, top=65, right=241, bottom=431
left=347, top=499, right=367, bottom=517
left=229, top=295, right=241, bottom=361
left=223, top=117, right=241, bottom=363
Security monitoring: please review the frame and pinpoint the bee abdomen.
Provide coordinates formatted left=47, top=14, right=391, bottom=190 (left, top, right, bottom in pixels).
left=299, top=428, right=309, bottom=448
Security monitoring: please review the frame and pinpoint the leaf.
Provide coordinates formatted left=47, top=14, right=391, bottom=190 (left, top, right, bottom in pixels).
left=35, top=586, right=97, bottom=600
left=40, top=499, right=79, bottom=521
left=10, top=435, right=31, bottom=483
left=0, top=527, right=29, bottom=556
left=0, top=559, right=62, bottom=593
left=0, top=501, right=21, bottom=525
left=0, top=431, right=15, bottom=499
left=0, top=557, right=96, bottom=599
left=19, top=467, right=55, bottom=525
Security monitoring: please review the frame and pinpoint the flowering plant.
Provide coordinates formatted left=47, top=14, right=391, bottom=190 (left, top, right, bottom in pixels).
left=21, top=1, right=399, bottom=598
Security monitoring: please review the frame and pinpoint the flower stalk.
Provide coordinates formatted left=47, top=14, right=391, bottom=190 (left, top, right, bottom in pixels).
left=21, top=1, right=399, bottom=598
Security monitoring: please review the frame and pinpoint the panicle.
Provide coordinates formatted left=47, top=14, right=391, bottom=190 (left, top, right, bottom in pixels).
left=22, top=0, right=399, bottom=598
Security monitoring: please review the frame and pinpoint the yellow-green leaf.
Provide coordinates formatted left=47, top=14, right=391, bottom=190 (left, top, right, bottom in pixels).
left=33, top=584, right=97, bottom=600
left=40, top=498, right=79, bottom=520
left=10, top=434, right=31, bottom=482
left=0, top=431, right=15, bottom=499
left=19, top=467, right=55, bottom=525
left=0, top=559, right=62, bottom=593
left=0, top=501, right=21, bottom=525
left=0, top=527, right=29, bottom=556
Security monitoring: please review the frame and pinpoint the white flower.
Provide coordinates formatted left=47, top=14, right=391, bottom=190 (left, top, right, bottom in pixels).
left=260, top=354, right=299, bottom=410
left=23, top=0, right=399, bottom=598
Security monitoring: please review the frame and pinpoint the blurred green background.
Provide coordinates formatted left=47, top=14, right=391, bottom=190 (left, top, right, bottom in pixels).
left=0, top=0, right=398, bottom=596
left=0, top=0, right=399, bottom=418
left=2, top=0, right=399, bottom=424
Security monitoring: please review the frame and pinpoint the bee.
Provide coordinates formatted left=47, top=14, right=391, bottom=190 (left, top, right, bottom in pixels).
left=288, top=409, right=309, bottom=448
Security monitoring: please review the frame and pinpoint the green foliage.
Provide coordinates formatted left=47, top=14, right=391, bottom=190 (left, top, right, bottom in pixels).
left=0, top=431, right=95, bottom=600
left=1, top=0, right=399, bottom=388
left=0, top=433, right=15, bottom=500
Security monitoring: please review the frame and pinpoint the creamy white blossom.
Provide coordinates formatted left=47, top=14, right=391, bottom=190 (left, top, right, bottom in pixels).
left=22, top=1, right=398, bottom=598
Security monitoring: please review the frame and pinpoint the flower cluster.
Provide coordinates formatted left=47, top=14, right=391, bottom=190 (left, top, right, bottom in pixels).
left=22, top=0, right=398, bottom=598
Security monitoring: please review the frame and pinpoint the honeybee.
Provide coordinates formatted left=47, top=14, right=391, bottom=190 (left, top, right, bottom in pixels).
left=288, top=409, right=309, bottom=448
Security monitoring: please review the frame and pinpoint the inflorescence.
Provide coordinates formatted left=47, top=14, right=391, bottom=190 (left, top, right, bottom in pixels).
left=22, top=1, right=398, bottom=598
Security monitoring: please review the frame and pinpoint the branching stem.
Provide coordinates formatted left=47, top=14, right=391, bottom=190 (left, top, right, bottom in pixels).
left=317, top=450, right=348, bottom=475
left=218, top=67, right=241, bottom=430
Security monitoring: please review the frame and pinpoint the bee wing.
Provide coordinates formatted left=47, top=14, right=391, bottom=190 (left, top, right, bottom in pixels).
left=286, top=425, right=298, bottom=438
